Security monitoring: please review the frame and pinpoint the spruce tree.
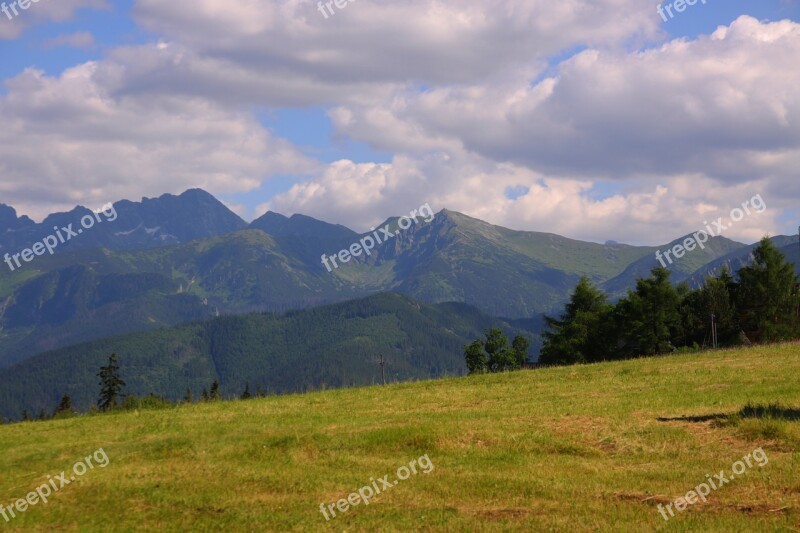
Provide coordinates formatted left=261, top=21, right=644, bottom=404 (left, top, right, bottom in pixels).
left=53, top=394, right=73, bottom=417
left=540, top=276, right=613, bottom=364
left=736, top=237, right=799, bottom=341
left=96, top=353, right=126, bottom=412
left=618, top=267, right=681, bottom=356
left=210, top=380, right=221, bottom=401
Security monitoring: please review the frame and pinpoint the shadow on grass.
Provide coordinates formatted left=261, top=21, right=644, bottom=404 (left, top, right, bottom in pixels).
left=657, top=403, right=800, bottom=423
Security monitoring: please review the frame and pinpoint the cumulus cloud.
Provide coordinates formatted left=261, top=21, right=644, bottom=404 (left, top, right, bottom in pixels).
left=117, top=0, right=660, bottom=106
left=0, top=63, right=319, bottom=220
left=331, top=17, right=800, bottom=182
left=282, top=16, right=795, bottom=242
left=267, top=149, right=778, bottom=244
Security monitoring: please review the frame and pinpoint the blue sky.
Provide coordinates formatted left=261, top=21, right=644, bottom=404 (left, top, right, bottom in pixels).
left=0, top=0, right=798, bottom=245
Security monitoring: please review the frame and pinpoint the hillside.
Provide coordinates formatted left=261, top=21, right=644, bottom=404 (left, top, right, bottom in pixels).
left=0, top=343, right=797, bottom=531
left=0, top=292, right=539, bottom=420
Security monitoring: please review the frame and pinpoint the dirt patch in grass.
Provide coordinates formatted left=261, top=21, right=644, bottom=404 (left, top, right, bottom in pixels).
left=613, top=492, right=790, bottom=517
left=475, top=508, right=530, bottom=520
left=613, top=491, right=672, bottom=505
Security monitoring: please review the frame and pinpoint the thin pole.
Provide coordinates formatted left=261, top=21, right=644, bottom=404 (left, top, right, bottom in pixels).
left=710, top=313, right=717, bottom=349
left=379, top=353, right=386, bottom=385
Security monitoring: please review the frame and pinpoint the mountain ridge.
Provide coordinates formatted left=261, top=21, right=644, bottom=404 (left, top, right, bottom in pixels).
left=0, top=188, right=777, bottom=367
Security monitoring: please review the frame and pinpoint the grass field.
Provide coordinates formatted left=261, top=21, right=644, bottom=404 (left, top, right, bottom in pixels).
left=1, top=343, right=799, bottom=532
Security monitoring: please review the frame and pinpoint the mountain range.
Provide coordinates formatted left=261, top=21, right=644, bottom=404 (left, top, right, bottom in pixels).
left=0, top=188, right=797, bottom=418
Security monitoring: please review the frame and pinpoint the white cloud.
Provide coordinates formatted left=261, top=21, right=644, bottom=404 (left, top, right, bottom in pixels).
left=331, top=17, right=800, bottom=182
left=267, top=148, right=779, bottom=244
left=0, top=63, right=319, bottom=220
left=115, top=0, right=660, bottom=106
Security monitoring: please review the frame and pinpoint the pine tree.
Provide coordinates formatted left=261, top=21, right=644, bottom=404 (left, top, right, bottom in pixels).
left=618, top=267, right=681, bottom=356
left=53, top=394, right=73, bottom=417
left=540, top=276, right=613, bottom=364
left=96, top=353, right=126, bottom=412
left=201, top=388, right=209, bottom=402
left=679, top=268, right=739, bottom=348
left=183, top=388, right=193, bottom=403
left=736, top=237, right=799, bottom=341
left=210, top=380, right=221, bottom=401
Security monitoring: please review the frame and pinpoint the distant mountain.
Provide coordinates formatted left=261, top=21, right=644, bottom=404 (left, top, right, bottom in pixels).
left=0, top=229, right=362, bottom=367
left=683, top=235, right=800, bottom=287
left=0, top=292, right=540, bottom=421
left=249, top=211, right=358, bottom=264
left=0, top=204, right=35, bottom=232
left=0, top=189, right=246, bottom=258
left=601, top=234, right=746, bottom=298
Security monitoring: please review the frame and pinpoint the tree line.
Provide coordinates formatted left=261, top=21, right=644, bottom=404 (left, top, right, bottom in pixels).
left=463, top=328, right=531, bottom=374
left=3, top=353, right=260, bottom=424
left=539, top=237, right=799, bottom=365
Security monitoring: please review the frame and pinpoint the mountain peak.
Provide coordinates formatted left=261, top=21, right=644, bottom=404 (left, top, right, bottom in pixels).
left=0, top=203, right=35, bottom=230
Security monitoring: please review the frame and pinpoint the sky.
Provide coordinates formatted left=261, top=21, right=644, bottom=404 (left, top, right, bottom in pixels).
left=0, top=0, right=799, bottom=246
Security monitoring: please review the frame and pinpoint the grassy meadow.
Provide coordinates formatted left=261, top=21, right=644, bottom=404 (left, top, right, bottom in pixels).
left=1, top=343, right=799, bottom=531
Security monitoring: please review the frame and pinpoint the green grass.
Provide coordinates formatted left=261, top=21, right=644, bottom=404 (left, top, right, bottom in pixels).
left=1, top=343, right=799, bottom=532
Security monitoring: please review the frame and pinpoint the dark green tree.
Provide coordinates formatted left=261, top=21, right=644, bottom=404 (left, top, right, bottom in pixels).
left=183, top=388, right=193, bottom=403
left=617, top=267, right=681, bottom=356
left=484, top=328, right=518, bottom=372
left=512, top=336, right=531, bottom=367
left=96, top=353, right=126, bottom=412
left=201, top=388, right=210, bottom=402
left=53, top=394, right=74, bottom=417
left=540, top=276, right=614, bottom=364
left=210, top=380, right=221, bottom=401
left=679, top=269, right=739, bottom=348
left=464, top=340, right=488, bottom=375
left=735, top=237, right=799, bottom=341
